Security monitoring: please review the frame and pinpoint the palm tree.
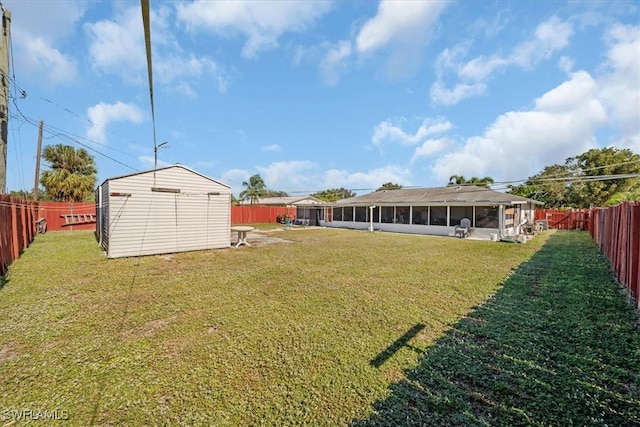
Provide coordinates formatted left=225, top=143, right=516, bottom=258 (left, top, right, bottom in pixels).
left=40, top=144, right=97, bottom=201
left=239, top=174, right=267, bottom=204
left=448, top=175, right=467, bottom=186
left=448, top=175, right=494, bottom=188
left=468, top=176, right=494, bottom=188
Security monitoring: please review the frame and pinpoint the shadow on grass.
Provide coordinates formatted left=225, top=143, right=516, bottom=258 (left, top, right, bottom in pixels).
left=354, top=232, right=640, bottom=426
left=371, top=324, right=426, bottom=368
left=0, top=275, right=6, bottom=291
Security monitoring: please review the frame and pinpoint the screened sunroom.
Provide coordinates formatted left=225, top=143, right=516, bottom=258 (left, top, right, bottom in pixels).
left=324, top=186, right=542, bottom=240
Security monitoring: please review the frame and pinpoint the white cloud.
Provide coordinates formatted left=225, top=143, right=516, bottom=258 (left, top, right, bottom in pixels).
left=85, top=7, right=145, bottom=83
left=431, top=71, right=607, bottom=183
left=429, top=81, right=487, bottom=106
left=356, top=1, right=447, bottom=54
left=513, top=16, right=573, bottom=68
left=176, top=0, right=332, bottom=59
left=262, top=144, right=282, bottom=152
left=86, top=5, right=229, bottom=92
left=18, top=37, right=78, bottom=85
left=597, top=24, right=640, bottom=147
left=412, top=138, right=455, bottom=162
left=372, top=118, right=453, bottom=147
left=7, top=0, right=84, bottom=86
left=558, top=56, right=574, bottom=73
left=319, top=40, right=352, bottom=86
left=256, top=161, right=317, bottom=190
left=432, top=16, right=575, bottom=105
left=322, top=165, right=412, bottom=192
left=86, top=102, right=145, bottom=144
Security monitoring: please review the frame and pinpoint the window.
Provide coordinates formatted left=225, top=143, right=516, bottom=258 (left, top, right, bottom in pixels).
left=430, top=206, right=447, bottom=226
left=343, top=206, right=354, bottom=221
left=412, top=206, right=429, bottom=224
left=355, top=207, right=367, bottom=222
left=332, top=207, right=342, bottom=221
left=475, top=206, right=499, bottom=228
left=381, top=206, right=394, bottom=223
left=395, top=206, right=410, bottom=224
left=372, top=206, right=380, bottom=223
left=450, top=206, right=474, bottom=226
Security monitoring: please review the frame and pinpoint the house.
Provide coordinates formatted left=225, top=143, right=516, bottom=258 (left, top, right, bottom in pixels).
left=324, top=185, right=542, bottom=240
left=240, top=196, right=326, bottom=225
left=96, top=165, right=231, bottom=258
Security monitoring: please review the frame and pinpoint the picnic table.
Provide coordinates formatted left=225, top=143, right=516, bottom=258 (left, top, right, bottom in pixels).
left=230, top=226, right=255, bottom=247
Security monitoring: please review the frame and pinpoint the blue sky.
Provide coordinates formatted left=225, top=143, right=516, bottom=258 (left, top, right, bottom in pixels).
left=4, top=0, right=639, bottom=196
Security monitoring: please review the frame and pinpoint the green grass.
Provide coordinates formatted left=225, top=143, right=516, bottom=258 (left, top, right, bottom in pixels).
left=355, top=231, right=640, bottom=426
left=0, top=229, right=637, bottom=425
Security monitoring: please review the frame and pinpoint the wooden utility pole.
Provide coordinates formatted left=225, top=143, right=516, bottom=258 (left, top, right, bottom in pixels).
left=0, top=7, right=10, bottom=194
left=33, top=120, right=43, bottom=201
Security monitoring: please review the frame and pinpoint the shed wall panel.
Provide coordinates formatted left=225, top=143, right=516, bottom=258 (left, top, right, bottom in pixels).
left=103, top=166, right=231, bottom=258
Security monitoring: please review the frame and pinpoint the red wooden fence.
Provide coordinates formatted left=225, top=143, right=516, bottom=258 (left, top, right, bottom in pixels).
left=231, top=205, right=290, bottom=224
left=535, top=209, right=590, bottom=230
left=37, top=202, right=96, bottom=231
left=33, top=202, right=292, bottom=231
left=0, top=195, right=38, bottom=276
left=589, top=202, right=640, bottom=308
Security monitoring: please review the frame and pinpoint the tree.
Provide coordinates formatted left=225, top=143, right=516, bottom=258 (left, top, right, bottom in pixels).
left=262, top=189, right=289, bottom=198
left=239, top=174, right=267, bottom=204
left=508, top=147, right=640, bottom=207
left=508, top=164, right=573, bottom=208
left=448, top=175, right=467, bottom=185
left=376, top=182, right=402, bottom=191
left=448, top=175, right=494, bottom=188
left=310, top=187, right=356, bottom=203
left=40, top=144, right=97, bottom=202
left=566, top=147, right=640, bottom=207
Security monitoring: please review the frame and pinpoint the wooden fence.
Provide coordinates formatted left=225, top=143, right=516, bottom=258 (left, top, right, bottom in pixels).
left=231, top=205, right=290, bottom=224
left=37, top=202, right=96, bottom=232
left=589, top=202, right=640, bottom=308
left=535, top=208, right=590, bottom=230
left=0, top=195, right=38, bottom=276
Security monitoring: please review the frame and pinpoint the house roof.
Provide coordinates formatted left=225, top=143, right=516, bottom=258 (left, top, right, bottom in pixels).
left=333, top=185, right=543, bottom=206
left=100, top=164, right=231, bottom=188
left=240, top=196, right=325, bottom=206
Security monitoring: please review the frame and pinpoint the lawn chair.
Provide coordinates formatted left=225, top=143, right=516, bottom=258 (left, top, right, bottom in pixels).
left=455, top=218, right=471, bottom=238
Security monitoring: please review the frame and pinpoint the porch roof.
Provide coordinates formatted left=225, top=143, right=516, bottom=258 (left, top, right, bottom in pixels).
left=333, top=185, right=542, bottom=207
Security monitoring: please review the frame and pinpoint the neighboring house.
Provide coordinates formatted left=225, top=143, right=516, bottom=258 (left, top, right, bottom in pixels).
left=96, top=165, right=231, bottom=258
left=324, top=185, right=542, bottom=240
left=240, top=196, right=326, bottom=225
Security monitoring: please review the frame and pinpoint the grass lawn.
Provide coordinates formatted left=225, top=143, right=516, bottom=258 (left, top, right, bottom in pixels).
left=0, top=228, right=638, bottom=425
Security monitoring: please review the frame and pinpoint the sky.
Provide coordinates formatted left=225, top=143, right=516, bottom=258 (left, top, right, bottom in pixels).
left=3, top=0, right=639, bottom=197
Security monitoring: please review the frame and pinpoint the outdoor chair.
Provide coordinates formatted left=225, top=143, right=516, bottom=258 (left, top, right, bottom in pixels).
left=455, top=218, right=471, bottom=238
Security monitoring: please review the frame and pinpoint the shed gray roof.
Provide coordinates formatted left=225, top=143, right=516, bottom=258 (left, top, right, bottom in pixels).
left=100, top=164, right=230, bottom=188
left=333, top=185, right=542, bottom=206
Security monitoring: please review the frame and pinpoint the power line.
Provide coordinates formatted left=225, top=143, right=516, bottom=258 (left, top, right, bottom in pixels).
left=10, top=107, right=139, bottom=172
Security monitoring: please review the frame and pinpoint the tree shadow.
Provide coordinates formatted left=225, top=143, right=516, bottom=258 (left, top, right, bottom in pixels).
left=353, top=232, right=640, bottom=426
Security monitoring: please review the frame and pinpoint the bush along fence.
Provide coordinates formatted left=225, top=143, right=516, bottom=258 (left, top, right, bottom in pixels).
left=0, top=195, right=38, bottom=276
left=589, top=201, right=640, bottom=309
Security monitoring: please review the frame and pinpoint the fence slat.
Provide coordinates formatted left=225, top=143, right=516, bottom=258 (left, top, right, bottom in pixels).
left=0, top=196, right=38, bottom=276
left=589, top=201, right=640, bottom=308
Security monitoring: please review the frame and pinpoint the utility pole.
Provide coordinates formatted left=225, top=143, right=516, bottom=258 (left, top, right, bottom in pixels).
left=33, top=120, right=43, bottom=201
left=0, top=7, right=10, bottom=194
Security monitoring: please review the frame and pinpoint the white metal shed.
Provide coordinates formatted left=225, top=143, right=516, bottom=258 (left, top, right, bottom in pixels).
left=96, top=165, right=231, bottom=258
